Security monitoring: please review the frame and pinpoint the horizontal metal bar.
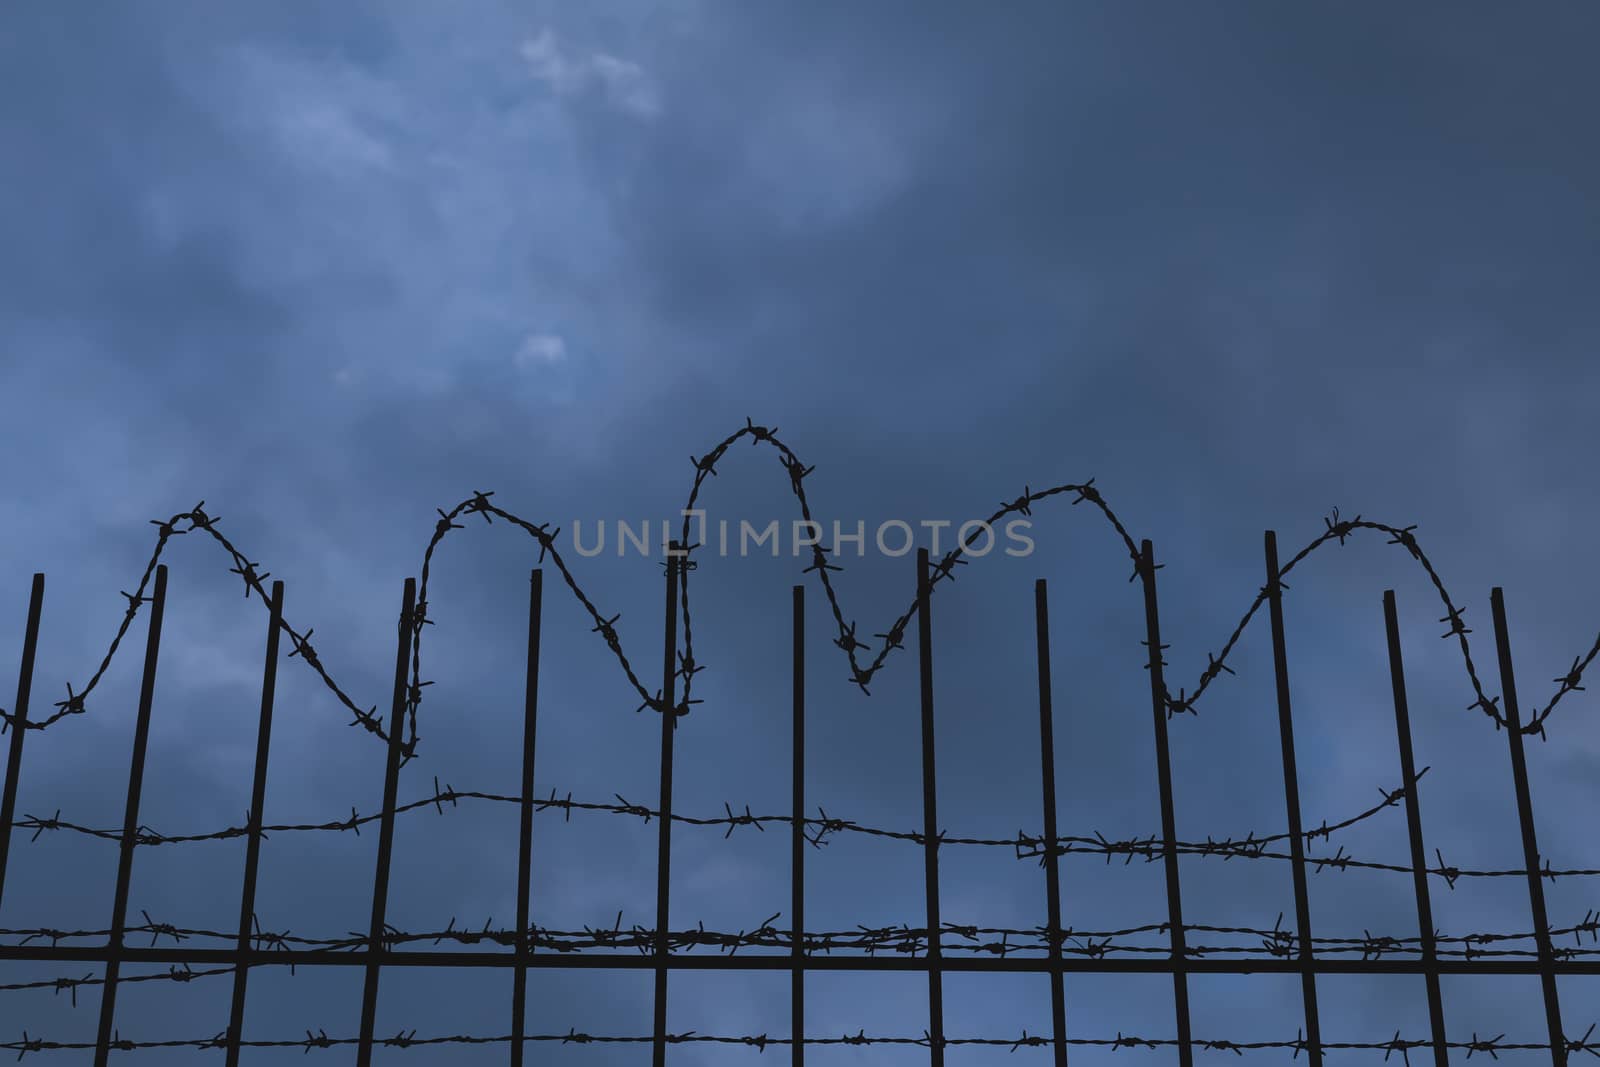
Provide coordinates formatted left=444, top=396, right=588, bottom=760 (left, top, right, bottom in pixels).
left=3, top=944, right=1595, bottom=976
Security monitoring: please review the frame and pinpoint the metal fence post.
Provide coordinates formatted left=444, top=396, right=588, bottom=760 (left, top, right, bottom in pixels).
left=916, top=548, right=946, bottom=1067
left=1263, top=532, right=1323, bottom=1063
left=1489, top=588, right=1566, bottom=1065
left=652, top=542, right=682, bottom=1067
left=511, top=568, right=544, bottom=1067
left=1382, top=590, right=1449, bottom=1064
left=1137, top=540, right=1192, bottom=1067
left=93, top=564, right=169, bottom=1067
left=356, top=577, right=417, bottom=1067
left=792, top=583, right=806, bottom=1067
left=0, top=573, right=45, bottom=916
left=224, top=579, right=285, bottom=1066
left=1034, top=579, right=1069, bottom=1067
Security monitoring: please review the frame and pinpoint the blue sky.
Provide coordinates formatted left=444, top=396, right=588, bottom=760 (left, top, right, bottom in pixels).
left=3, top=1, right=1600, bottom=1062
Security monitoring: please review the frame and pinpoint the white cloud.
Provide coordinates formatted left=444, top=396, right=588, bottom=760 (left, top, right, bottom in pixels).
left=279, top=103, right=396, bottom=173
left=514, top=332, right=568, bottom=367
left=519, top=29, right=661, bottom=118
left=222, top=46, right=406, bottom=178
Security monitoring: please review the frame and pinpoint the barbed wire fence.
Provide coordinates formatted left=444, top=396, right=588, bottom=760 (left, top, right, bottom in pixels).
left=0, top=420, right=1597, bottom=1063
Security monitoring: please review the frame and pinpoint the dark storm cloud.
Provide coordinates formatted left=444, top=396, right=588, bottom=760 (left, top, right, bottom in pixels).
left=3, top=2, right=1599, bottom=1059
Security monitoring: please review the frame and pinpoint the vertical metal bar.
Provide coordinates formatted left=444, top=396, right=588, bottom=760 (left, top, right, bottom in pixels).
left=1382, top=590, right=1449, bottom=1065
left=916, top=548, right=946, bottom=1067
left=791, top=583, right=805, bottom=1067
left=511, top=569, right=543, bottom=1067
left=224, top=580, right=285, bottom=1067
left=0, top=573, right=45, bottom=915
left=1034, top=579, right=1069, bottom=1067
left=93, top=564, right=168, bottom=1067
left=652, top=542, right=682, bottom=1067
left=356, top=577, right=417, bottom=1067
left=1263, top=532, right=1323, bottom=1064
left=1137, top=540, right=1192, bottom=1067
left=1489, top=588, right=1566, bottom=1065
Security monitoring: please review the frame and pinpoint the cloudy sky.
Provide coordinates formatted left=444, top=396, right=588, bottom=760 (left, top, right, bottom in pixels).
left=3, top=1, right=1599, bottom=1062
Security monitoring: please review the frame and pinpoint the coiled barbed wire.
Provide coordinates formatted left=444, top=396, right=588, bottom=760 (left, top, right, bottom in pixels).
left=4, top=421, right=1596, bottom=764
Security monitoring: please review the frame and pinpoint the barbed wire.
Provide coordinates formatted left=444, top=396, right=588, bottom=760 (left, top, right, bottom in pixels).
left=1, top=1024, right=1595, bottom=1060
left=3, top=422, right=1594, bottom=761
left=6, top=903, right=1599, bottom=979
left=3, top=421, right=1594, bottom=1059
left=11, top=767, right=1599, bottom=886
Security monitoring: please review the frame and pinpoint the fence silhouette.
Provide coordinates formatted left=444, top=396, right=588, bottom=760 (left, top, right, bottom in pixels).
left=1, top=423, right=1598, bottom=1063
